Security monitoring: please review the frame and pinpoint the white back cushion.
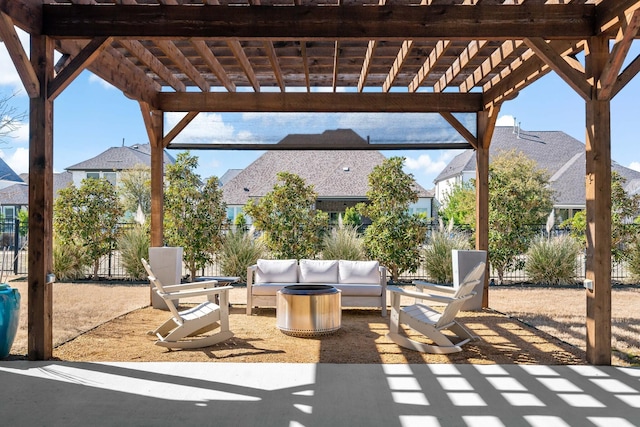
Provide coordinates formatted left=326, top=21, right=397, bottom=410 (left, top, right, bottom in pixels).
left=338, top=260, right=380, bottom=284
left=255, top=259, right=298, bottom=284
left=298, top=259, right=339, bottom=283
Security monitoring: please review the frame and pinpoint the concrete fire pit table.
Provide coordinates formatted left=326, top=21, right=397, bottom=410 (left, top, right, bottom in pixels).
left=276, top=285, right=342, bottom=337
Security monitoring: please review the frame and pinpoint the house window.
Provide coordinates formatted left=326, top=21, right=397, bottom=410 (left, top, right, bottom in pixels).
left=104, top=172, right=117, bottom=186
left=86, top=172, right=100, bottom=180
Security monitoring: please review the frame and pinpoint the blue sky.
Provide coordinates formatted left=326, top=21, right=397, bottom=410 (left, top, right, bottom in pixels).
left=1, top=30, right=639, bottom=191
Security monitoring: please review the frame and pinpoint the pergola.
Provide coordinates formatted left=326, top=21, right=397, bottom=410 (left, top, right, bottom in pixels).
left=1, top=0, right=639, bottom=365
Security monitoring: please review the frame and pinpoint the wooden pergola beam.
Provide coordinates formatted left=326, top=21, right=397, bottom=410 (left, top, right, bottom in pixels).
left=0, top=0, right=41, bottom=35
left=42, top=4, right=596, bottom=39
left=48, top=36, right=112, bottom=100
left=0, top=11, right=39, bottom=97
left=524, top=37, right=591, bottom=101
left=156, top=92, right=484, bottom=113
left=27, top=33, right=54, bottom=361
left=584, top=36, right=613, bottom=366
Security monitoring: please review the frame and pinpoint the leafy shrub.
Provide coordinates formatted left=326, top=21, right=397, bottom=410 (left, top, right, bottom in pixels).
left=422, top=230, right=471, bottom=284
left=53, top=238, right=88, bottom=281
left=321, top=225, right=365, bottom=261
left=525, top=235, right=582, bottom=285
left=117, top=225, right=150, bottom=280
left=218, top=230, right=265, bottom=282
left=627, top=235, right=640, bottom=282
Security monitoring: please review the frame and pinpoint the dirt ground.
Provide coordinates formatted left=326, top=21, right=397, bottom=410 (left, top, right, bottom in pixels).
left=6, top=280, right=639, bottom=366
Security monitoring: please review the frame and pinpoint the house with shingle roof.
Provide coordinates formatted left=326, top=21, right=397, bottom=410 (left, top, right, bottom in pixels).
left=65, top=143, right=175, bottom=187
left=222, top=129, right=434, bottom=224
left=434, top=126, right=640, bottom=224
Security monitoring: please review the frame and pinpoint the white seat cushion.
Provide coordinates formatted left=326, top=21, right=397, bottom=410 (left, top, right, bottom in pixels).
left=333, top=284, right=382, bottom=297
left=255, top=259, right=298, bottom=284
left=298, top=259, right=339, bottom=283
left=338, top=260, right=380, bottom=284
left=251, top=283, right=292, bottom=296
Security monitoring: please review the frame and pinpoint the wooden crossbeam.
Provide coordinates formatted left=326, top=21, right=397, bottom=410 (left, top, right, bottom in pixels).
left=48, top=36, right=111, bottom=100
left=524, top=37, right=591, bottom=100
left=42, top=4, right=597, bottom=39
left=598, top=9, right=640, bottom=101
left=357, top=40, right=377, bottom=92
left=156, top=92, right=484, bottom=113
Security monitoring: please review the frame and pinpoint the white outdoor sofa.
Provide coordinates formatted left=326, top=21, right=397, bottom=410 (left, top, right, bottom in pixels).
left=246, top=259, right=388, bottom=316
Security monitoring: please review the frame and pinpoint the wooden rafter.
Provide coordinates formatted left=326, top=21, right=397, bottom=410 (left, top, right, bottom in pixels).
left=460, top=40, right=524, bottom=93
left=524, top=37, right=591, bottom=101
left=357, top=40, right=377, bottom=92
left=118, top=40, right=186, bottom=92
left=264, top=41, right=285, bottom=92
left=434, top=40, right=487, bottom=93
left=228, top=39, right=260, bottom=92
left=192, top=40, right=236, bottom=92
left=408, top=40, right=451, bottom=93
left=332, top=41, right=340, bottom=92
left=383, top=40, right=413, bottom=93
left=156, top=40, right=210, bottom=92
left=301, top=41, right=310, bottom=92
left=48, top=36, right=112, bottom=100
left=0, top=11, right=39, bottom=97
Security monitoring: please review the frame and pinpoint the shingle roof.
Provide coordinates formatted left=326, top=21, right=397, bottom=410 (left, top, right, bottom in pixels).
left=0, top=157, right=24, bottom=184
left=435, top=126, right=640, bottom=206
left=222, top=130, right=431, bottom=205
left=65, top=143, right=175, bottom=171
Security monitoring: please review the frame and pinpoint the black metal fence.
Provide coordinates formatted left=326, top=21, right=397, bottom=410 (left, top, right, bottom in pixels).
left=5, top=220, right=638, bottom=284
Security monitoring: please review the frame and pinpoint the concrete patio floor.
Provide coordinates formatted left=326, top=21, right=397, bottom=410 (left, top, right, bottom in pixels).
left=1, top=361, right=639, bottom=426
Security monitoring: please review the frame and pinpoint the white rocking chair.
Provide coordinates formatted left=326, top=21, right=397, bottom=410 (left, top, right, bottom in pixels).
left=386, top=262, right=486, bottom=354
left=142, top=258, right=234, bottom=349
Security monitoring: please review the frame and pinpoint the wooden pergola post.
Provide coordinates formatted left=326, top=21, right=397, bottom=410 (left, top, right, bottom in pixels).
left=149, top=110, right=165, bottom=249
left=476, top=107, right=499, bottom=308
left=585, top=36, right=612, bottom=365
left=27, top=34, right=54, bottom=361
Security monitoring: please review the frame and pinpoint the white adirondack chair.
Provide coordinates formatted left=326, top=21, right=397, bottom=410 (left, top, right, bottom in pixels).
left=142, top=258, right=233, bottom=349
left=386, top=262, right=485, bottom=354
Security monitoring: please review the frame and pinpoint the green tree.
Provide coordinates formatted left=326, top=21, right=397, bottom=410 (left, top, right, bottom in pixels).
left=53, top=177, right=124, bottom=278
left=119, top=164, right=151, bottom=219
left=561, top=171, right=640, bottom=262
left=342, top=206, right=362, bottom=227
left=438, top=180, right=476, bottom=231
left=17, top=207, right=28, bottom=237
left=244, top=171, right=329, bottom=259
left=488, top=150, right=554, bottom=283
left=164, top=152, right=227, bottom=281
left=357, top=157, right=427, bottom=281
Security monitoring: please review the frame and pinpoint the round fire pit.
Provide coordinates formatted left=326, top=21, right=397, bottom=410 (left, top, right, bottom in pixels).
left=276, top=285, right=342, bottom=337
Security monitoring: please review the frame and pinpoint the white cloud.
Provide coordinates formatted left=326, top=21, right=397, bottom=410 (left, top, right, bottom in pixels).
left=405, top=150, right=462, bottom=175
left=629, top=161, right=640, bottom=172
left=496, top=115, right=516, bottom=127
left=166, top=112, right=258, bottom=144
left=0, top=147, right=29, bottom=174
left=88, top=73, right=115, bottom=90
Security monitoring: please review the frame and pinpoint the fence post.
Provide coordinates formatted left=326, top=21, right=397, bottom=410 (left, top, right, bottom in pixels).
left=14, top=218, right=20, bottom=274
